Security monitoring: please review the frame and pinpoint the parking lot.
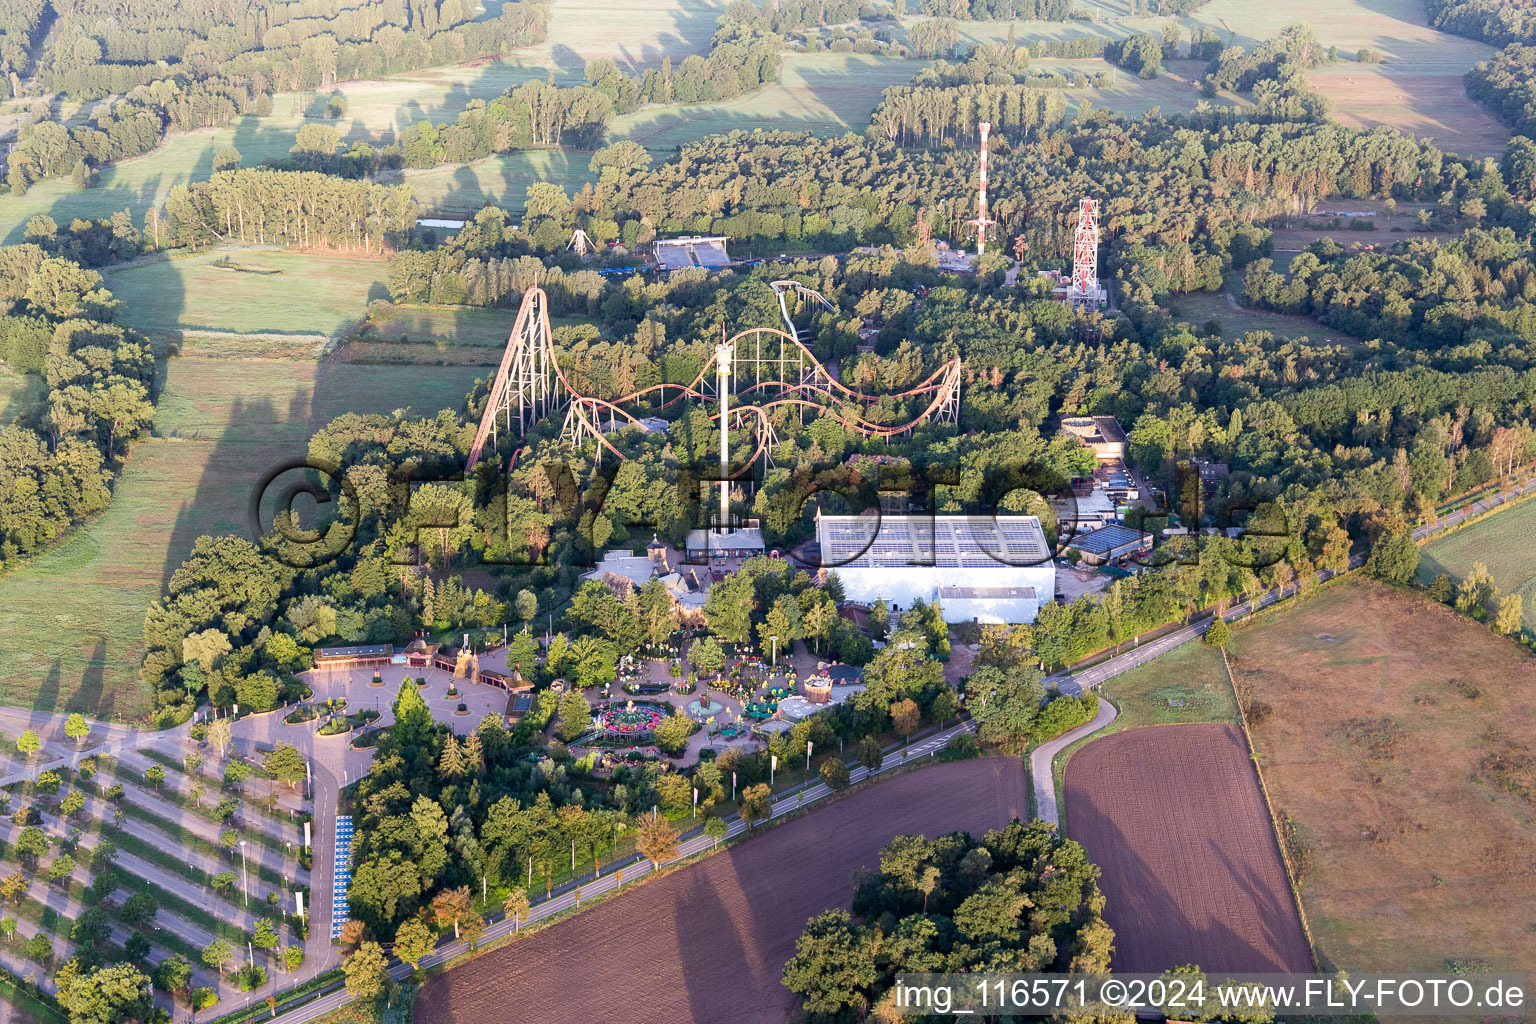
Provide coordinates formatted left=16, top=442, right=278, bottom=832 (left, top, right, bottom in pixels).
left=331, top=815, right=353, bottom=940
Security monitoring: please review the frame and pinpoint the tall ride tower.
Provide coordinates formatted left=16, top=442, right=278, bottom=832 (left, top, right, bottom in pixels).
left=968, top=122, right=996, bottom=256
left=1070, top=197, right=1101, bottom=308
left=715, top=339, right=732, bottom=529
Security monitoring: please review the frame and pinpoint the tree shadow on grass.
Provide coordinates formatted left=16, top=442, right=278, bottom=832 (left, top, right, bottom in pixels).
left=67, top=640, right=117, bottom=722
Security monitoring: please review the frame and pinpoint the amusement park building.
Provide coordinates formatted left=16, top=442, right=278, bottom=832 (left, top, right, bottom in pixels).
left=816, top=515, right=1055, bottom=624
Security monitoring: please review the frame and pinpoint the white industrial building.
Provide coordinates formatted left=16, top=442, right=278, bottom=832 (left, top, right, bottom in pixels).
left=816, top=515, right=1055, bottom=624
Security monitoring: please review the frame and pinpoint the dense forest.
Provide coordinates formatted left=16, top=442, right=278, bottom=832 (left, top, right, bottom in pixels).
left=0, top=247, right=155, bottom=569
left=160, top=170, right=419, bottom=252
left=782, top=822, right=1113, bottom=1019
left=917, top=0, right=1074, bottom=20
left=870, top=84, right=1072, bottom=145
left=1468, top=44, right=1536, bottom=139
left=1426, top=0, right=1536, bottom=46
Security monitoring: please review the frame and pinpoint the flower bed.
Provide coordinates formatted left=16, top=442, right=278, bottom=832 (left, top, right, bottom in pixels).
left=598, top=701, right=665, bottom=739
left=711, top=678, right=757, bottom=702
left=284, top=698, right=345, bottom=725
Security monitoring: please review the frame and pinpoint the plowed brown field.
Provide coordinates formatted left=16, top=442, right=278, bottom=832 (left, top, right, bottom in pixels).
left=1063, top=722, right=1311, bottom=975
left=416, top=758, right=1030, bottom=1024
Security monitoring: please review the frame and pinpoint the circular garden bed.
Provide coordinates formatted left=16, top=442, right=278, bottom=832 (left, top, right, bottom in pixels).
left=598, top=701, right=665, bottom=740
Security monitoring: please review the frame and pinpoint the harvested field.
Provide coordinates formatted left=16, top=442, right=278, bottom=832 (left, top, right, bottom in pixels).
left=416, top=758, right=1031, bottom=1024
left=1310, top=65, right=1507, bottom=160
left=1232, top=579, right=1536, bottom=976
left=1063, top=722, right=1311, bottom=975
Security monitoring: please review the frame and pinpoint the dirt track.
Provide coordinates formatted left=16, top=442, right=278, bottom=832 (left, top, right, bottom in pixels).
left=1063, top=722, right=1311, bottom=975
left=415, top=758, right=1030, bottom=1024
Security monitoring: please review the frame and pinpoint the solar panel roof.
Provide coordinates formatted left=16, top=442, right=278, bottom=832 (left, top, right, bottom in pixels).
left=1067, top=524, right=1149, bottom=555
left=817, top=515, right=1049, bottom=568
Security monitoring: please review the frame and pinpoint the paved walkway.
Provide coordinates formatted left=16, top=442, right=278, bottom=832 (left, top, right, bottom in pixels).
left=1030, top=695, right=1118, bottom=826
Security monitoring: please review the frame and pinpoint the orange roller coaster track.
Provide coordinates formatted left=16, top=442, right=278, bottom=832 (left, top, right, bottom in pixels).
left=464, top=285, right=961, bottom=475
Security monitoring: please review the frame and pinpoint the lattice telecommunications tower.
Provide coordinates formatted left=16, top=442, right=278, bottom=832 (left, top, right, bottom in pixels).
left=1070, top=197, right=1103, bottom=309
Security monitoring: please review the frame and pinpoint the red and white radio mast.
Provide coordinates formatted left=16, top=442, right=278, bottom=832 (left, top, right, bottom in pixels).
left=1070, top=197, right=1100, bottom=308
left=968, top=121, right=996, bottom=256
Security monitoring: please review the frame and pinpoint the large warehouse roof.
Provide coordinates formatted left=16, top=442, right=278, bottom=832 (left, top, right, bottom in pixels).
left=818, top=515, right=1050, bottom=569
left=1068, top=523, right=1149, bottom=555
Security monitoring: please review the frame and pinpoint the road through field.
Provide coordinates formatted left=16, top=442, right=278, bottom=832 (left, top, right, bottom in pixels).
left=416, top=757, right=1028, bottom=1024
left=1032, top=469, right=1536, bottom=824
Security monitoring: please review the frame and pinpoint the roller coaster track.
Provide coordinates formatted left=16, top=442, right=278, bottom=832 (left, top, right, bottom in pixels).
left=465, top=286, right=961, bottom=475
left=770, top=279, right=835, bottom=344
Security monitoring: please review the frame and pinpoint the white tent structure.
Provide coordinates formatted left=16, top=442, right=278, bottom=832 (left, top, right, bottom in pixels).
left=816, top=515, right=1055, bottom=623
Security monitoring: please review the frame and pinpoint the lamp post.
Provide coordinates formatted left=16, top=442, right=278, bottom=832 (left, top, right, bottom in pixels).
left=239, top=841, right=249, bottom=906
left=770, top=636, right=779, bottom=667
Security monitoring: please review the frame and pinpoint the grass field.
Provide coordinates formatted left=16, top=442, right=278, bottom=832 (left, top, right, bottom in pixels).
left=0, top=358, right=487, bottom=720
left=1052, top=58, right=1242, bottom=118
left=539, top=0, right=722, bottom=70
left=1418, top=497, right=1536, bottom=636
left=402, top=149, right=599, bottom=216
left=0, top=368, right=46, bottom=426
left=1232, top=579, right=1536, bottom=978
left=0, top=114, right=313, bottom=245
left=612, top=52, right=918, bottom=149
left=1170, top=288, right=1362, bottom=347
left=367, top=305, right=521, bottom=346
left=105, top=250, right=390, bottom=339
